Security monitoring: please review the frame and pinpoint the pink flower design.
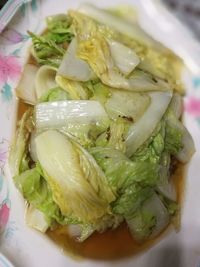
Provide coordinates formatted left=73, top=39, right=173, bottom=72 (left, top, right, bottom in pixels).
left=185, top=97, right=200, bottom=118
left=0, top=54, right=21, bottom=84
left=0, top=203, right=10, bottom=232
left=2, top=28, right=28, bottom=44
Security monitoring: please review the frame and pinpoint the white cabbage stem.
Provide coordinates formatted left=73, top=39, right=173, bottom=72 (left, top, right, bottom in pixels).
left=16, top=64, right=38, bottom=105
left=126, top=91, right=172, bottom=157
left=25, top=205, right=49, bottom=233
left=143, top=193, right=169, bottom=238
left=58, top=38, right=95, bottom=81
left=175, top=121, right=195, bottom=163
left=35, top=65, right=57, bottom=99
left=107, top=39, right=140, bottom=75
left=35, top=100, right=109, bottom=129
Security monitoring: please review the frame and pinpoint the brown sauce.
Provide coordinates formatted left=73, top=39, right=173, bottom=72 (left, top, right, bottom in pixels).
left=17, top=101, right=31, bottom=120
left=47, top=163, right=185, bottom=260
left=16, top=57, right=186, bottom=261
left=27, top=54, right=39, bottom=66
left=17, top=98, right=185, bottom=260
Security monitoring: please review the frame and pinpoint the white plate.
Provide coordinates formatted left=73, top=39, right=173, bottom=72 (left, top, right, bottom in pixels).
left=0, top=1, right=200, bottom=267
left=0, top=253, right=14, bottom=267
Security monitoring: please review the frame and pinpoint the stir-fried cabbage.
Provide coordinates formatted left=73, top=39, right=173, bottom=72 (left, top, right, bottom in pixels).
left=126, top=91, right=172, bottom=157
left=10, top=3, right=195, bottom=244
left=35, top=130, right=115, bottom=222
left=25, top=205, right=49, bottom=233
left=105, top=89, right=150, bottom=121
left=14, top=165, right=66, bottom=225
left=56, top=75, right=90, bottom=99
left=39, top=87, right=70, bottom=102
left=10, top=109, right=33, bottom=176
left=78, top=3, right=155, bottom=46
left=125, top=193, right=170, bottom=241
left=58, top=38, right=95, bottom=81
left=70, top=11, right=170, bottom=92
left=35, top=65, right=57, bottom=99
left=16, top=64, right=38, bottom=105
left=29, top=14, right=73, bottom=67
left=90, top=147, right=173, bottom=241
left=35, top=100, right=109, bottom=129
left=107, top=40, right=140, bottom=75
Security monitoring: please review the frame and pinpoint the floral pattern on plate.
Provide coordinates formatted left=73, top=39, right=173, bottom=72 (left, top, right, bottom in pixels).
left=0, top=1, right=200, bottom=267
left=0, top=140, right=10, bottom=234
left=0, top=0, right=41, bottom=239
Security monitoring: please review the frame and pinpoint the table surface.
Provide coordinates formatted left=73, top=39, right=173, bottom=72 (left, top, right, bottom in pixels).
left=164, top=0, right=200, bottom=40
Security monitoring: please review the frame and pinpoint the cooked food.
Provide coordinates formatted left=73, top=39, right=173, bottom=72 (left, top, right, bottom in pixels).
left=10, top=3, right=195, bottom=248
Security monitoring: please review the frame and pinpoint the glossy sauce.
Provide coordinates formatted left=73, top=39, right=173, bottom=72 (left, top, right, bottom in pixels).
left=17, top=100, right=185, bottom=260
left=17, top=58, right=185, bottom=261
left=47, top=163, right=185, bottom=260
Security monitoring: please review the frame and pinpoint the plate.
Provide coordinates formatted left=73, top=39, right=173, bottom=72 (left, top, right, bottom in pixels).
left=0, top=253, right=14, bottom=267
left=0, top=1, right=200, bottom=267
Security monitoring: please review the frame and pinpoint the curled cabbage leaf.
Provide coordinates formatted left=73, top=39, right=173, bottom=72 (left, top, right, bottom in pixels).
left=9, top=109, right=33, bottom=176
left=39, top=87, right=70, bottom=102
left=35, top=65, right=57, bottom=99
left=90, top=147, right=171, bottom=241
left=16, top=64, right=38, bottom=105
left=90, top=147, right=160, bottom=194
left=14, top=165, right=66, bottom=226
left=95, top=119, right=129, bottom=153
left=125, top=193, right=169, bottom=241
left=107, top=39, right=140, bottom=76
left=78, top=3, right=155, bottom=46
left=56, top=75, right=90, bottom=99
left=58, top=38, right=95, bottom=81
left=70, top=11, right=170, bottom=92
left=35, top=130, right=115, bottom=223
left=126, top=91, right=172, bottom=157
left=164, top=98, right=195, bottom=163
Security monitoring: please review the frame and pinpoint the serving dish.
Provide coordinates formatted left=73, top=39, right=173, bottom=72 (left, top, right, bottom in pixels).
left=0, top=253, right=14, bottom=267
left=0, top=1, right=200, bottom=267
